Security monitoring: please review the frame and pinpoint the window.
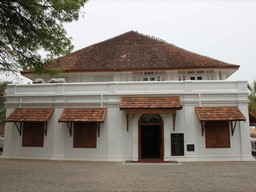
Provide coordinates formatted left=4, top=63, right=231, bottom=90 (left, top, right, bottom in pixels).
left=178, top=76, right=186, bottom=81
left=73, top=122, right=97, bottom=148
left=190, top=76, right=202, bottom=80
left=187, top=71, right=195, bottom=74
left=196, top=70, right=204, bottom=74
left=205, top=121, right=230, bottom=148
left=133, top=71, right=165, bottom=81
left=22, top=122, right=44, bottom=147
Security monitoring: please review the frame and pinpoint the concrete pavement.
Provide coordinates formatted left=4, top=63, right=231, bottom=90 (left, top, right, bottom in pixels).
left=0, top=159, right=255, bottom=192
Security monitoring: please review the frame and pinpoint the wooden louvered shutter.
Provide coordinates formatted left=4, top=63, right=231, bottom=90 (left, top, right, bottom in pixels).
left=205, top=121, right=230, bottom=148
left=73, top=123, right=85, bottom=148
left=22, top=122, right=44, bottom=147
left=33, top=122, right=44, bottom=147
left=73, top=122, right=97, bottom=148
left=84, top=123, right=97, bottom=148
left=205, top=125, right=218, bottom=148
left=22, top=123, right=33, bottom=146
left=217, top=122, right=230, bottom=148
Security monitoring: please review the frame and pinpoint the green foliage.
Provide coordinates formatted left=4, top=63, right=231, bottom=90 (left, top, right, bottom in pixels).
left=248, top=81, right=256, bottom=115
left=0, top=83, right=7, bottom=126
left=0, top=0, right=87, bottom=73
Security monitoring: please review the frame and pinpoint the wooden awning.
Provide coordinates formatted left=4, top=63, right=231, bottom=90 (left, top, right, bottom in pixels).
left=120, top=96, right=183, bottom=114
left=58, top=108, right=107, bottom=123
left=195, top=107, right=246, bottom=136
left=120, top=96, right=182, bottom=132
left=6, top=108, right=54, bottom=122
left=58, top=108, right=106, bottom=137
left=5, top=108, right=53, bottom=136
left=195, top=107, right=246, bottom=122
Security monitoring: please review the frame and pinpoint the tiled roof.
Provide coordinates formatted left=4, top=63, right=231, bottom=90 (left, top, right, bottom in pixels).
left=6, top=109, right=54, bottom=122
left=195, top=107, right=246, bottom=121
left=23, top=31, right=239, bottom=73
left=120, top=96, right=183, bottom=109
left=58, top=108, right=107, bottom=122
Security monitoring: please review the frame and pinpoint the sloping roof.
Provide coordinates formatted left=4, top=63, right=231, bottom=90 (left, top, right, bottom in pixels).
left=120, top=96, right=183, bottom=109
left=58, top=108, right=107, bottom=123
left=23, top=31, right=239, bottom=74
left=195, top=107, right=246, bottom=122
left=6, top=109, right=54, bottom=122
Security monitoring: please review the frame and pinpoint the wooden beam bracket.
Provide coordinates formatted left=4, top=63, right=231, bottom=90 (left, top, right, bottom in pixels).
left=67, top=122, right=73, bottom=137
left=14, top=122, right=22, bottom=136
left=201, top=121, right=205, bottom=136
left=172, top=113, right=176, bottom=132
left=97, top=123, right=100, bottom=137
left=44, top=123, right=48, bottom=136
left=126, top=114, right=129, bottom=132
left=230, top=121, right=237, bottom=136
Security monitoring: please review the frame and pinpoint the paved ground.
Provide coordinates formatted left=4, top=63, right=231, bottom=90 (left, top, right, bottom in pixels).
left=0, top=159, right=256, bottom=192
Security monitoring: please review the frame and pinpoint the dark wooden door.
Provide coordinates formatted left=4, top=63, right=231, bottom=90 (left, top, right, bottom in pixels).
left=139, top=125, right=163, bottom=160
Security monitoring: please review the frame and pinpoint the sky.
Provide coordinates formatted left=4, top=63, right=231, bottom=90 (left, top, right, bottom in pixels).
left=63, top=0, right=256, bottom=83
left=6, top=0, right=256, bottom=84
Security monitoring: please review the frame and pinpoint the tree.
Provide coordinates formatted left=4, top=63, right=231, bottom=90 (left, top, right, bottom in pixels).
left=248, top=81, right=256, bottom=115
left=0, top=0, right=87, bottom=73
left=0, top=83, right=7, bottom=126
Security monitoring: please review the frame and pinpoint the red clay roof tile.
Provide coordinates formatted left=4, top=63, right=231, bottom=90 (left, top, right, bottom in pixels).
left=6, top=109, right=54, bottom=122
left=58, top=108, right=107, bottom=122
left=120, top=96, right=183, bottom=109
left=195, top=107, right=246, bottom=121
left=22, top=31, right=239, bottom=74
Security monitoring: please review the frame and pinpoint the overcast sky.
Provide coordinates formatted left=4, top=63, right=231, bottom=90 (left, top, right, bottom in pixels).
left=63, top=0, right=256, bottom=83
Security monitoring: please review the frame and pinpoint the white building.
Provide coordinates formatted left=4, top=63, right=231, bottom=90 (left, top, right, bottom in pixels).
left=3, top=31, right=253, bottom=161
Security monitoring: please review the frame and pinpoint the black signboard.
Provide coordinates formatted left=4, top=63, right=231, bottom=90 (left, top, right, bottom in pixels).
left=171, top=133, right=184, bottom=156
left=187, top=144, right=195, bottom=152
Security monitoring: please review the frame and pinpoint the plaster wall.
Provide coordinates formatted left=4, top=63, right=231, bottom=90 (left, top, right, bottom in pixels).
left=3, top=81, right=253, bottom=161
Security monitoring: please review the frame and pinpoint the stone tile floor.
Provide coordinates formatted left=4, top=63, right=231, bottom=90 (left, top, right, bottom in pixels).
left=0, top=159, right=256, bottom=192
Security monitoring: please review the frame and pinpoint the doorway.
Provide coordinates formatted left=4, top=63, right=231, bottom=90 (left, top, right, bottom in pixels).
left=139, top=114, right=164, bottom=161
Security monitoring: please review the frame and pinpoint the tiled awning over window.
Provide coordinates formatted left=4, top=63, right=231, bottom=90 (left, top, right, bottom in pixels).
left=6, top=108, right=54, bottom=122
left=195, top=107, right=246, bottom=122
left=195, top=107, right=246, bottom=136
left=120, top=96, right=183, bottom=114
left=58, top=108, right=107, bottom=123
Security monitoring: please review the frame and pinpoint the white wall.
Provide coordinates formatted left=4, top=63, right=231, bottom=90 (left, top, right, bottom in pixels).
left=28, top=68, right=236, bottom=83
left=3, top=80, right=253, bottom=161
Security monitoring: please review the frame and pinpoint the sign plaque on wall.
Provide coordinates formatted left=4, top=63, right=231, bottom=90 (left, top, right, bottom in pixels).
left=171, top=133, right=184, bottom=156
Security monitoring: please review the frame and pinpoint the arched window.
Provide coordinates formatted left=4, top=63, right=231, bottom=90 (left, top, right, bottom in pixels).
left=139, top=114, right=163, bottom=125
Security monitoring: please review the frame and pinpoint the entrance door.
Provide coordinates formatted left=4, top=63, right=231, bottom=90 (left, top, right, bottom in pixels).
left=139, top=114, right=164, bottom=161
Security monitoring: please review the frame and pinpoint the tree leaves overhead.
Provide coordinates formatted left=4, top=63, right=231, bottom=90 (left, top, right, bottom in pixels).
left=248, top=81, right=256, bottom=115
left=0, top=0, right=87, bottom=73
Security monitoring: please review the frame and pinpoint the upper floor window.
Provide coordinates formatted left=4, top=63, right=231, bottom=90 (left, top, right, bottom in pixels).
left=133, top=71, right=165, bottom=81
left=190, top=76, right=202, bottom=80
left=187, top=71, right=195, bottom=74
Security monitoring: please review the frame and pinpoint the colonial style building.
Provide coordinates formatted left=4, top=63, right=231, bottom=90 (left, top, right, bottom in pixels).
left=3, top=31, right=253, bottom=161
